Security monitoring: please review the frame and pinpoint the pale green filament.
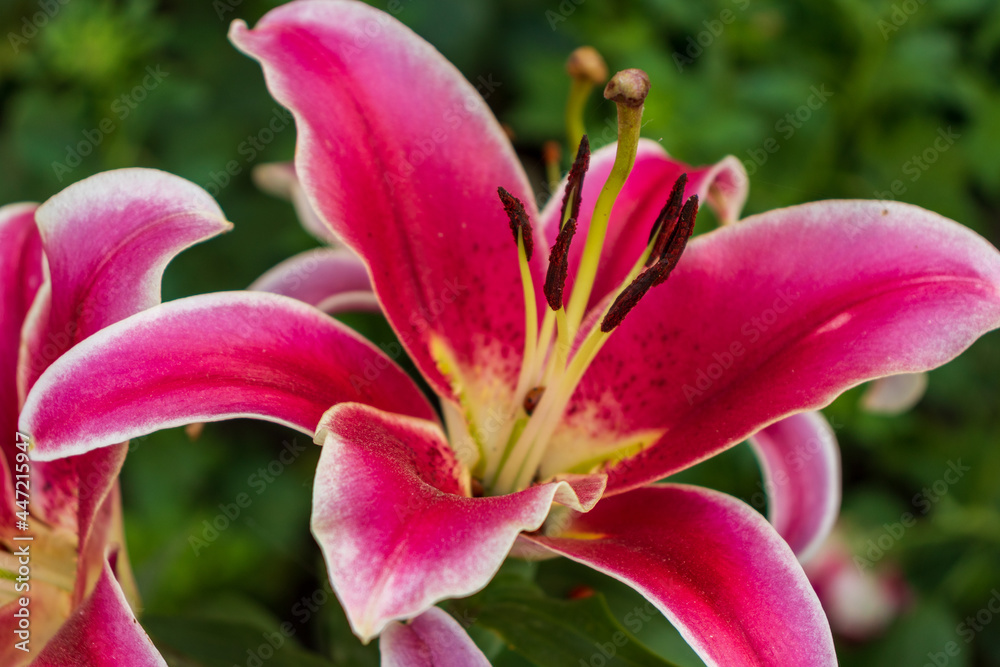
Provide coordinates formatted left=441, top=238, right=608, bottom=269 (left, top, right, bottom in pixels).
left=564, top=102, right=644, bottom=335
left=484, top=232, right=541, bottom=489
left=513, top=233, right=539, bottom=406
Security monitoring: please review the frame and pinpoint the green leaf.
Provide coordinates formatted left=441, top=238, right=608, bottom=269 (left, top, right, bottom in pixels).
left=451, top=574, right=681, bottom=667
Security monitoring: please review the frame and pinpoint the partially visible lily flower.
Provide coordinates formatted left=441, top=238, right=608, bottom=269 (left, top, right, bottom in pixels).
left=804, top=527, right=912, bottom=641
left=16, top=2, right=1000, bottom=665
left=252, top=161, right=336, bottom=246
left=247, top=162, right=378, bottom=316
left=0, top=169, right=231, bottom=665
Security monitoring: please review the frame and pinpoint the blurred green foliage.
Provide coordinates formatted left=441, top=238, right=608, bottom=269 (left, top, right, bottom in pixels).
left=3, top=0, right=1000, bottom=664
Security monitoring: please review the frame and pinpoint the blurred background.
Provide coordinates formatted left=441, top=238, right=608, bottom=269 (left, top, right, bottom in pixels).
left=2, top=0, right=1000, bottom=664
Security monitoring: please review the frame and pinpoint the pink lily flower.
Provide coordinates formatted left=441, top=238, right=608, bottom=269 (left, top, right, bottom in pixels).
left=16, top=1, right=1000, bottom=664
left=0, top=168, right=233, bottom=665
left=249, top=160, right=846, bottom=566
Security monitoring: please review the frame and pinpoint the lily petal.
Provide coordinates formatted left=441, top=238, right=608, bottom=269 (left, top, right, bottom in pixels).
left=230, top=0, right=539, bottom=402
left=252, top=162, right=337, bottom=244
left=551, top=200, right=1000, bottom=492
left=249, top=247, right=378, bottom=314
left=74, top=467, right=132, bottom=608
left=539, top=140, right=748, bottom=311
left=23, top=431, right=128, bottom=536
left=31, top=555, right=166, bottom=667
left=700, top=155, right=750, bottom=225
left=748, top=412, right=840, bottom=562
left=312, top=402, right=602, bottom=641
left=380, top=607, right=490, bottom=667
left=523, top=484, right=836, bottom=667
left=0, top=203, right=41, bottom=541
left=20, top=292, right=437, bottom=462
left=860, top=372, right=928, bottom=415
left=0, top=204, right=42, bottom=412
left=19, top=168, right=231, bottom=393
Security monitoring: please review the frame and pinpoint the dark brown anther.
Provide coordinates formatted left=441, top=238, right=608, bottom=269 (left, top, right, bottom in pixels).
left=544, top=218, right=577, bottom=310
left=497, top=186, right=534, bottom=260
left=601, top=195, right=699, bottom=332
left=542, top=136, right=590, bottom=311
left=645, top=173, right=688, bottom=267
left=523, top=386, right=546, bottom=415
left=600, top=268, right=658, bottom=332
left=559, top=135, right=591, bottom=225
left=654, top=195, right=698, bottom=284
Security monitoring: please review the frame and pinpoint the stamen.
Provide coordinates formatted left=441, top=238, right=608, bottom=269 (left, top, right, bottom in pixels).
left=523, top=386, right=545, bottom=415
left=564, top=69, right=650, bottom=334
left=601, top=194, right=698, bottom=331
left=654, top=195, right=698, bottom=282
left=497, top=187, right=534, bottom=260
left=565, top=47, right=609, bottom=152
left=544, top=135, right=591, bottom=311
left=646, top=173, right=687, bottom=266
left=496, top=185, right=543, bottom=473
left=560, top=135, right=592, bottom=225
left=544, top=218, right=577, bottom=310
left=600, top=265, right=663, bottom=332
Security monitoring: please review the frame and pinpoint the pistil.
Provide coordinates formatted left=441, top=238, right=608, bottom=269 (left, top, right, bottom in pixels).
left=536, top=135, right=591, bottom=386
left=564, top=69, right=650, bottom=337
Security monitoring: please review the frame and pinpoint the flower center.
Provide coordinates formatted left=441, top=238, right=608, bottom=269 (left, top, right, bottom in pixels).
left=475, top=67, right=700, bottom=496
